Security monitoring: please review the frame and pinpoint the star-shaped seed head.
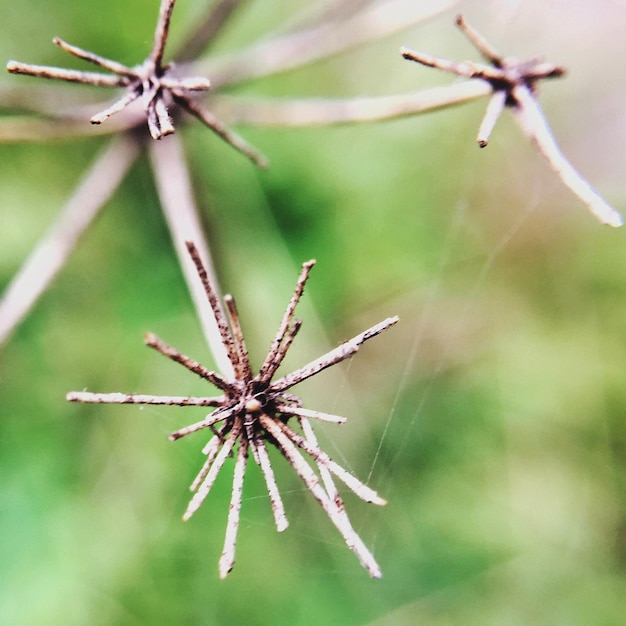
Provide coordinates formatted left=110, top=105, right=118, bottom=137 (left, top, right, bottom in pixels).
left=402, top=14, right=565, bottom=148
left=67, top=241, right=398, bottom=579
left=6, top=0, right=266, bottom=165
left=401, top=14, right=623, bottom=227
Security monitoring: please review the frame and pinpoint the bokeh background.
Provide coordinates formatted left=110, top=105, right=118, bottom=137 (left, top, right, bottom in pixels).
left=2, top=1, right=626, bottom=624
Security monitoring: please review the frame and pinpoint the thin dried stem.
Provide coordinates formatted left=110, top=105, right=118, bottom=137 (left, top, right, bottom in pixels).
left=276, top=404, right=347, bottom=425
left=259, top=260, right=315, bottom=382
left=219, top=435, right=248, bottom=578
left=299, top=416, right=338, bottom=499
left=168, top=406, right=237, bottom=441
left=174, top=95, right=268, bottom=167
left=0, top=136, right=139, bottom=346
left=145, top=332, right=238, bottom=393
left=182, top=239, right=239, bottom=371
left=300, top=415, right=383, bottom=577
left=90, top=91, right=142, bottom=124
left=183, top=418, right=243, bottom=520
left=400, top=48, right=489, bottom=80
left=260, top=413, right=382, bottom=578
left=454, top=14, right=503, bottom=65
left=146, top=93, right=176, bottom=139
left=148, top=138, right=234, bottom=376
left=151, top=0, right=176, bottom=68
left=210, top=83, right=491, bottom=127
left=66, top=391, right=222, bottom=406
left=52, top=37, right=135, bottom=77
left=271, top=417, right=386, bottom=505
left=253, top=433, right=289, bottom=532
left=190, top=435, right=222, bottom=491
left=271, top=316, right=399, bottom=392
left=6, top=61, right=126, bottom=87
left=476, top=90, right=507, bottom=147
left=266, top=319, right=302, bottom=377
left=224, top=295, right=253, bottom=380
left=510, top=85, right=624, bottom=227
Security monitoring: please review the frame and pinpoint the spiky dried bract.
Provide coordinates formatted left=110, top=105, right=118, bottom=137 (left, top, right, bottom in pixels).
left=6, top=0, right=265, bottom=165
left=67, top=240, right=398, bottom=578
left=401, top=14, right=623, bottom=227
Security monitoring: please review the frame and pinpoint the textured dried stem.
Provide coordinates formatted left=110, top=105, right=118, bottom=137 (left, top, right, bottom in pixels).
left=299, top=416, right=338, bottom=499
left=90, top=91, right=141, bottom=124
left=182, top=239, right=240, bottom=371
left=271, top=417, right=386, bottom=505
left=145, top=332, right=237, bottom=392
left=260, top=413, right=382, bottom=578
left=219, top=436, right=248, bottom=578
left=0, top=136, right=138, bottom=346
left=161, top=76, right=211, bottom=91
left=276, top=404, right=347, bottom=425
left=271, top=316, right=399, bottom=392
left=511, top=85, right=623, bottom=227
left=263, top=319, right=302, bottom=380
left=190, top=435, right=222, bottom=491
left=53, top=37, right=135, bottom=76
left=224, top=295, right=253, bottom=380
left=6, top=60, right=126, bottom=87
left=297, top=415, right=383, bottom=579
left=148, top=138, right=234, bottom=376
left=151, top=0, right=176, bottom=68
left=253, top=433, right=289, bottom=532
left=183, top=419, right=243, bottom=520
left=174, top=95, right=268, bottom=167
left=259, top=260, right=315, bottom=382
left=66, top=391, right=222, bottom=406
left=153, top=94, right=176, bottom=138
left=400, top=48, right=492, bottom=81
left=169, top=406, right=237, bottom=441
left=455, top=14, right=503, bottom=65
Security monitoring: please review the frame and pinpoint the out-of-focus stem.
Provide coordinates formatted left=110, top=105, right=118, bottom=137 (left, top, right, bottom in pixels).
left=0, top=135, right=139, bottom=346
left=148, top=135, right=235, bottom=376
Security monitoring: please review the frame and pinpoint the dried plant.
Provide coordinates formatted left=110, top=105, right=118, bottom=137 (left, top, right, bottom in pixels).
left=401, top=15, right=623, bottom=228
left=0, top=0, right=459, bottom=353
left=7, top=0, right=266, bottom=165
left=67, top=241, right=398, bottom=578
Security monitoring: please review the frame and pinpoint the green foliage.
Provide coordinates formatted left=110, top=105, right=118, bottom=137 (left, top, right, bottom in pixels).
left=1, top=1, right=626, bottom=624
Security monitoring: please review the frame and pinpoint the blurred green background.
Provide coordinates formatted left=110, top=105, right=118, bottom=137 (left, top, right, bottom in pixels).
left=2, top=1, right=626, bottom=624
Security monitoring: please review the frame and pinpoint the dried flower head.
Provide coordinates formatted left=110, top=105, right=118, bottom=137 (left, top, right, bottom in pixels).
left=0, top=0, right=462, bottom=348
left=67, top=241, right=398, bottom=578
left=402, top=14, right=623, bottom=227
left=6, top=0, right=266, bottom=165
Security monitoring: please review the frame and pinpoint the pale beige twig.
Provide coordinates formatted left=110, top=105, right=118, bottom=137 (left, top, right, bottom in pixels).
left=66, top=391, right=223, bottom=406
left=0, top=135, right=139, bottom=346
left=208, top=82, right=491, bottom=128
left=148, top=137, right=234, bottom=376
left=219, top=434, right=248, bottom=578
